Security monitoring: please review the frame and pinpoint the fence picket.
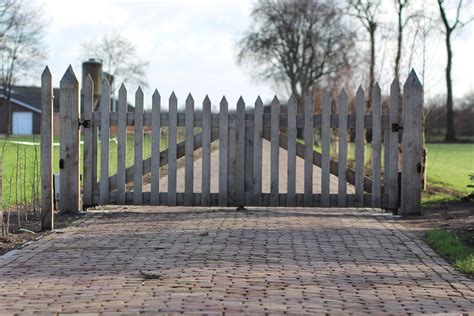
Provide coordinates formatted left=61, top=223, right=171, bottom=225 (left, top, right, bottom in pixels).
left=304, top=96, right=313, bottom=206
left=83, top=75, right=94, bottom=207
left=168, top=92, right=178, bottom=205
left=338, top=89, right=348, bottom=206
left=388, top=80, right=400, bottom=210
left=270, top=96, right=280, bottom=206
left=371, top=83, right=382, bottom=207
left=355, top=87, right=365, bottom=206
left=287, top=95, right=297, bottom=206
left=133, top=88, right=144, bottom=204
left=253, top=97, right=263, bottom=206
left=117, top=84, right=127, bottom=204
left=321, top=93, right=331, bottom=207
left=40, top=67, right=53, bottom=229
left=219, top=97, right=229, bottom=206
left=99, top=79, right=110, bottom=205
left=185, top=94, right=194, bottom=206
left=201, top=96, right=211, bottom=206
left=151, top=90, right=161, bottom=205
left=401, top=70, right=423, bottom=215
left=235, top=97, right=246, bottom=206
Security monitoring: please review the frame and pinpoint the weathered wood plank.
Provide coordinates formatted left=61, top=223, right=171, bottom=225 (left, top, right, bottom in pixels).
left=100, top=192, right=389, bottom=209
left=41, top=67, right=54, bottom=229
left=59, top=66, right=81, bottom=213
left=93, top=111, right=395, bottom=130
left=371, top=84, right=382, bottom=207
left=401, top=70, right=423, bottom=215
left=151, top=90, right=161, bottom=205
left=184, top=94, right=194, bottom=206
left=321, top=93, right=331, bottom=207
left=133, top=88, right=144, bottom=204
left=338, top=89, right=348, bottom=207
left=117, top=84, right=127, bottom=205
left=270, top=96, right=280, bottom=206
left=253, top=97, right=263, bottom=206
left=388, top=79, right=400, bottom=210
left=304, top=96, right=314, bottom=207
left=287, top=95, right=297, bottom=206
left=235, top=97, right=246, bottom=206
left=99, top=79, right=111, bottom=205
left=218, top=97, right=229, bottom=206
left=355, top=87, right=365, bottom=206
left=201, top=96, right=211, bottom=206
left=244, top=104, right=254, bottom=205
left=168, top=92, right=178, bottom=206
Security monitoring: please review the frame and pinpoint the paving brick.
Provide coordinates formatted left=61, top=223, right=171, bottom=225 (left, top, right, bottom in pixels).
left=0, top=207, right=473, bottom=314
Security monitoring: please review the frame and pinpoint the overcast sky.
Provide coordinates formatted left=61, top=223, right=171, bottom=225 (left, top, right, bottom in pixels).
left=38, top=0, right=474, bottom=108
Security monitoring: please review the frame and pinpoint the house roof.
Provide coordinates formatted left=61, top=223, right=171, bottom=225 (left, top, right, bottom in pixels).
left=0, top=85, right=134, bottom=114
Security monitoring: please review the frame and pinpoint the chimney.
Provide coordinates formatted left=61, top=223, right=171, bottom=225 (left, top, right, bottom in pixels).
left=82, top=58, right=103, bottom=110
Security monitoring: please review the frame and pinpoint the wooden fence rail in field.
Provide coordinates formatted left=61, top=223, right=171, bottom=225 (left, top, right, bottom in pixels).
left=40, top=66, right=423, bottom=229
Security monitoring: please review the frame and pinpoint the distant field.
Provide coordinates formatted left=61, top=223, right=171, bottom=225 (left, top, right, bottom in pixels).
left=1, top=134, right=473, bottom=208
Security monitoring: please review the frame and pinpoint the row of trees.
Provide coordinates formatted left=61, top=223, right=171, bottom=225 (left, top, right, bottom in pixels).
left=237, top=0, right=473, bottom=142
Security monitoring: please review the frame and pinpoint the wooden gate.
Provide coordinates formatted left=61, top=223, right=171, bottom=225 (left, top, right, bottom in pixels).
left=39, top=66, right=423, bottom=229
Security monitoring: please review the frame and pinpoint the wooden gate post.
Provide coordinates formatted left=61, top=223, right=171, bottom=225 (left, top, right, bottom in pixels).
left=401, top=70, right=423, bottom=215
left=41, top=67, right=54, bottom=229
left=59, top=66, right=80, bottom=213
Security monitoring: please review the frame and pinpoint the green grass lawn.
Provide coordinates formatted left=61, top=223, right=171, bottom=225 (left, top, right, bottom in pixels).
left=425, top=229, right=474, bottom=275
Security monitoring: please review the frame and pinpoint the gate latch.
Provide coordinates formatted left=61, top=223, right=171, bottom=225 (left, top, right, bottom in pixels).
left=78, top=118, right=91, bottom=129
left=59, top=159, right=64, bottom=169
left=391, top=123, right=403, bottom=132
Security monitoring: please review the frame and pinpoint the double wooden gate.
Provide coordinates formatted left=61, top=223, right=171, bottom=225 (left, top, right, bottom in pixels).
left=40, top=66, right=423, bottom=229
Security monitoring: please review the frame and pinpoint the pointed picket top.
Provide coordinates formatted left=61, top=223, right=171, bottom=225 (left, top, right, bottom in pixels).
left=237, top=96, right=245, bottom=107
left=288, top=94, right=297, bottom=106
left=203, top=95, right=211, bottom=106
left=60, top=65, right=78, bottom=86
left=356, top=85, right=364, bottom=97
left=84, top=74, right=93, bottom=90
left=271, top=95, right=279, bottom=105
left=41, top=66, right=51, bottom=80
left=220, top=96, right=228, bottom=107
left=152, top=89, right=160, bottom=104
left=323, top=92, right=331, bottom=110
left=169, top=91, right=177, bottom=103
left=339, top=88, right=347, bottom=99
left=405, top=68, right=422, bottom=88
left=135, top=86, right=144, bottom=97
left=391, top=78, right=399, bottom=92
left=373, top=82, right=381, bottom=93
left=255, top=95, right=263, bottom=107
left=101, top=76, right=110, bottom=89
left=186, top=93, right=194, bottom=104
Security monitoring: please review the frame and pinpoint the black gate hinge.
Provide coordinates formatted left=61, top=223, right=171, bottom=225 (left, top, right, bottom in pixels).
left=78, top=118, right=91, bottom=129
left=391, top=123, right=403, bottom=132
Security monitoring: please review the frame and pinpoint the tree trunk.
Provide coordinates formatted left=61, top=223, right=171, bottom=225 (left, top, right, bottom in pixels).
left=6, top=99, right=12, bottom=136
left=444, top=32, right=456, bottom=142
left=394, top=10, right=402, bottom=80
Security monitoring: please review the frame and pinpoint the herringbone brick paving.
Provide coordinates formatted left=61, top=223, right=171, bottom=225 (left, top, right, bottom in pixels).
left=0, top=207, right=473, bottom=314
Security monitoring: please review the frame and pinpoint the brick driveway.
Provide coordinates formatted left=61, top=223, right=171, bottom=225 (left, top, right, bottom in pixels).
left=1, top=207, right=473, bottom=314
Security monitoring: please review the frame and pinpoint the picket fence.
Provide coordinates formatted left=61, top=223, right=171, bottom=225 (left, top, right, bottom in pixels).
left=39, top=66, right=423, bottom=229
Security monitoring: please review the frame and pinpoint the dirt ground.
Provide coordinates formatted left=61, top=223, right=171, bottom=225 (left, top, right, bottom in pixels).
left=0, top=211, right=86, bottom=256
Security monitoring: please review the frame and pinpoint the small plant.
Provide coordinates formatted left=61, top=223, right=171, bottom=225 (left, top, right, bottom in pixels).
left=467, top=174, right=474, bottom=193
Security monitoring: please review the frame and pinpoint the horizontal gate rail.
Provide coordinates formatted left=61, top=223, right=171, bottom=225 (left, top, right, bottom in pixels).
left=90, top=111, right=393, bottom=129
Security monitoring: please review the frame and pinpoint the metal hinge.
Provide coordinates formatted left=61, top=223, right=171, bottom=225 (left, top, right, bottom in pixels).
left=78, top=118, right=91, bottom=129
left=391, top=123, right=403, bottom=132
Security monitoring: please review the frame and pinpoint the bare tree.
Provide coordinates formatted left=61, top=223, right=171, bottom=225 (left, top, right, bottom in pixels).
left=81, top=34, right=149, bottom=90
left=237, top=0, right=356, bottom=137
left=348, top=0, right=380, bottom=108
left=394, top=0, right=409, bottom=81
left=437, top=0, right=473, bottom=142
left=0, top=1, right=46, bottom=135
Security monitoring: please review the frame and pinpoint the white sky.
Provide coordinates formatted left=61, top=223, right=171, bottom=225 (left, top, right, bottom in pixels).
left=35, top=0, right=474, bottom=108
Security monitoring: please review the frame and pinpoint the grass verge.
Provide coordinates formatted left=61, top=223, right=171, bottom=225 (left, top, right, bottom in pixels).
left=425, top=229, right=474, bottom=275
